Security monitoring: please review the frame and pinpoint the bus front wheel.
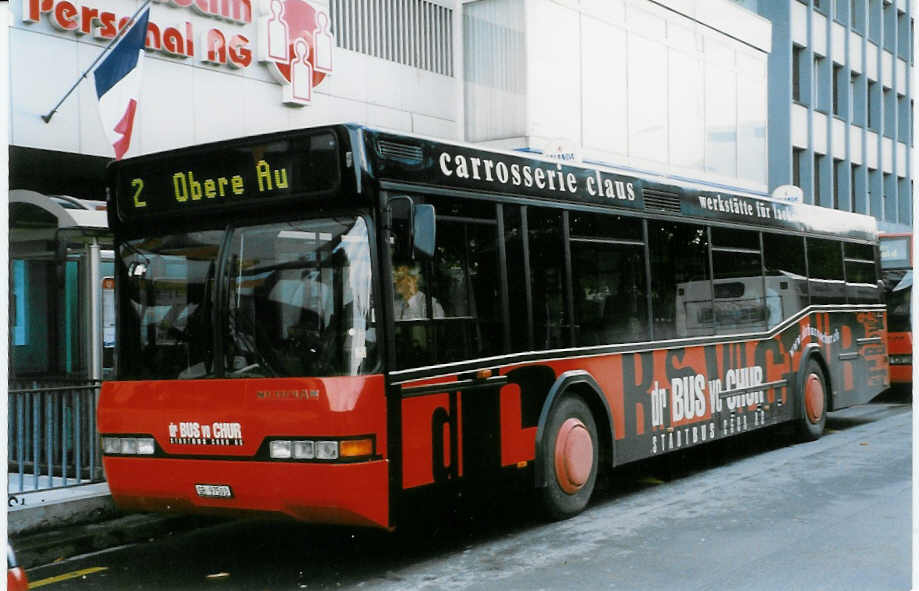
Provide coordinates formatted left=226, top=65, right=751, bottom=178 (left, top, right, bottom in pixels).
left=541, top=395, right=598, bottom=520
left=797, top=359, right=828, bottom=441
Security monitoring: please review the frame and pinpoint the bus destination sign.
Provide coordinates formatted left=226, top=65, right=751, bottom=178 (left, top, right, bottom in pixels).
left=114, top=132, right=340, bottom=221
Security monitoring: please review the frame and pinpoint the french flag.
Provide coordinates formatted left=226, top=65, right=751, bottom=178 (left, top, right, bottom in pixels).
left=93, top=7, right=150, bottom=160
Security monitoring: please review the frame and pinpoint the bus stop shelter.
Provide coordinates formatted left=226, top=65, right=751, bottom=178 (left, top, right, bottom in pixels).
left=9, top=189, right=113, bottom=498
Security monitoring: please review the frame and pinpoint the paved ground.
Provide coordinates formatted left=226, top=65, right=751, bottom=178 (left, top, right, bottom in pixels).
left=19, top=395, right=912, bottom=591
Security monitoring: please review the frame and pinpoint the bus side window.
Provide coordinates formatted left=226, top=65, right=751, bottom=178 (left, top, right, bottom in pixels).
left=762, top=232, right=808, bottom=327
left=844, top=242, right=880, bottom=304
left=648, top=221, right=712, bottom=339
left=528, top=208, right=569, bottom=349
left=807, top=238, right=846, bottom=305
left=503, top=206, right=531, bottom=352
left=569, top=211, right=648, bottom=345
left=430, top=215, right=502, bottom=362
left=392, top=196, right=503, bottom=368
left=710, top=227, right=766, bottom=335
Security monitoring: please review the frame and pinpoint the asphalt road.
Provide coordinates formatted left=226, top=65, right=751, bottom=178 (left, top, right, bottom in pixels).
left=26, top=394, right=911, bottom=591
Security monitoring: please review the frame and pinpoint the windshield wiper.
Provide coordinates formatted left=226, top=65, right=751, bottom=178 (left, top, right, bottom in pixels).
left=225, top=305, right=276, bottom=378
left=120, top=239, right=152, bottom=276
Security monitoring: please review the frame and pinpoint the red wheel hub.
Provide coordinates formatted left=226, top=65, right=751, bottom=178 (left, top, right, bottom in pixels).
left=805, top=373, right=825, bottom=424
left=554, top=418, right=594, bottom=494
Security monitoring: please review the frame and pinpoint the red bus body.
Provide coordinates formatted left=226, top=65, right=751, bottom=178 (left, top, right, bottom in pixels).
left=100, top=311, right=888, bottom=528
left=99, top=376, right=390, bottom=527
left=887, top=331, right=912, bottom=384
left=99, top=125, right=889, bottom=529
left=880, top=233, right=912, bottom=385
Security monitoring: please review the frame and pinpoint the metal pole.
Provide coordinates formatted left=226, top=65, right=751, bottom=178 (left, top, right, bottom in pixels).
left=16, top=392, right=23, bottom=493
left=45, top=392, right=53, bottom=488
left=88, top=238, right=103, bottom=381
left=89, top=385, right=97, bottom=481
left=75, top=388, right=82, bottom=484
left=61, top=392, right=68, bottom=487
left=41, top=0, right=153, bottom=123
left=32, top=392, right=39, bottom=490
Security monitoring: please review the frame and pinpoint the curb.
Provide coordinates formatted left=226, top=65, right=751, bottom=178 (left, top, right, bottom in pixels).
left=10, top=513, right=205, bottom=570
left=8, top=485, right=118, bottom=537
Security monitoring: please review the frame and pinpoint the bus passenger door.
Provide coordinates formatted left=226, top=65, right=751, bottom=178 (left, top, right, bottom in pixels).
left=391, top=195, right=508, bottom=489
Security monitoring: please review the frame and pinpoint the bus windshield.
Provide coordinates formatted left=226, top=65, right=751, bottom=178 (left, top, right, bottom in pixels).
left=118, top=217, right=376, bottom=380
left=887, top=276, right=912, bottom=333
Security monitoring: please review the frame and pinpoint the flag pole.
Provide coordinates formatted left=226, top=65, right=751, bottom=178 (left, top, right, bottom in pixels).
left=41, top=0, right=152, bottom=123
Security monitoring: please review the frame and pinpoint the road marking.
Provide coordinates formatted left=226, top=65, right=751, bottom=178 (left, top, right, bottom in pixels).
left=638, top=477, right=665, bottom=485
left=29, top=566, right=109, bottom=588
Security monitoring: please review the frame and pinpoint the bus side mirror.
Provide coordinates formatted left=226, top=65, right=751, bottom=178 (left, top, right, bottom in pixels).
left=413, top=204, right=435, bottom=258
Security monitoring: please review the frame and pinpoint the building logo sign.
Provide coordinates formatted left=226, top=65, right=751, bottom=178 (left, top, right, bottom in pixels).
left=24, top=0, right=254, bottom=67
left=24, top=0, right=334, bottom=107
left=257, top=0, right=333, bottom=106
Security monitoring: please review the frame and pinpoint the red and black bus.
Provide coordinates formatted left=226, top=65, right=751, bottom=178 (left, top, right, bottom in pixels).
left=880, top=233, right=912, bottom=385
left=99, top=125, right=889, bottom=527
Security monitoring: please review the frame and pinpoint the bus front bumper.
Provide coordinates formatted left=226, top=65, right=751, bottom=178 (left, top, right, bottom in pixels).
left=103, top=457, right=390, bottom=529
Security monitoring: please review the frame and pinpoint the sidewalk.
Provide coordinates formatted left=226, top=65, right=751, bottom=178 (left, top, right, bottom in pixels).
left=8, top=483, right=204, bottom=569
left=8, top=482, right=117, bottom=536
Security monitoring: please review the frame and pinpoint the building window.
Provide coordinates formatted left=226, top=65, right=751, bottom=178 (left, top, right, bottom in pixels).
left=850, top=164, right=859, bottom=212
left=331, top=0, right=454, bottom=76
left=793, top=46, right=804, bottom=103
left=867, top=80, right=878, bottom=129
left=793, top=147, right=804, bottom=188
left=851, top=0, right=862, bottom=32
left=833, top=159, right=845, bottom=210
left=834, top=0, right=846, bottom=22
left=814, top=56, right=828, bottom=112
left=883, top=88, right=894, bottom=138
left=868, top=167, right=880, bottom=216
left=898, top=95, right=909, bottom=139
left=897, top=177, right=909, bottom=225
left=883, top=172, right=892, bottom=221
left=898, top=13, right=909, bottom=56
left=851, top=72, right=866, bottom=126
left=883, top=2, right=895, bottom=52
left=868, top=0, right=880, bottom=42
left=832, top=64, right=843, bottom=116
left=814, top=154, right=824, bottom=206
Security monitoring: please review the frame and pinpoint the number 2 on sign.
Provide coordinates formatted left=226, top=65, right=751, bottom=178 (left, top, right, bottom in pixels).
left=132, top=178, right=146, bottom=208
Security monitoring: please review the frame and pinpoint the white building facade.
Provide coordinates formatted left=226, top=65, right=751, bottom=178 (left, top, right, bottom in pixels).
left=756, top=0, right=914, bottom=232
left=10, top=0, right=771, bottom=195
left=7, top=0, right=770, bottom=380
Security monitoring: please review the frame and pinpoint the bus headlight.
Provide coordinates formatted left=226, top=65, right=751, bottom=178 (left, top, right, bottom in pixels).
left=316, top=441, right=339, bottom=460
left=102, top=436, right=156, bottom=455
left=266, top=438, right=373, bottom=461
left=889, top=354, right=912, bottom=365
left=136, top=438, right=156, bottom=455
left=269, top=440, right=292, bottom=459
left=293, top=441, right=315, bottom=459
left=102, top=437, right=121, bottom=455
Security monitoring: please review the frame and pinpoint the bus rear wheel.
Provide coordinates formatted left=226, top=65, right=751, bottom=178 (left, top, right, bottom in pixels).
left=541, top=395, right=598, bottom=520
left=797, top=359, right=827, bottom=441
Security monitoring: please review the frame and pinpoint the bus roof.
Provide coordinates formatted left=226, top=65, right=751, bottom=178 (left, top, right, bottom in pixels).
left=106, top=124, right=879, bottom=243
left=359, top=125, right=878, bottom=242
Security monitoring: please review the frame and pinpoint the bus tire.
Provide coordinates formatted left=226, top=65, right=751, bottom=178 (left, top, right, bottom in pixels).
left=797, top=359, right=828, bottom=441
left=541, top=395, right=599, bottom=520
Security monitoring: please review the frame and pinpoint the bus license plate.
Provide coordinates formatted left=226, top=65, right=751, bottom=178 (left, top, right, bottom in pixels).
left=195, top=484, right=233, bottom=498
